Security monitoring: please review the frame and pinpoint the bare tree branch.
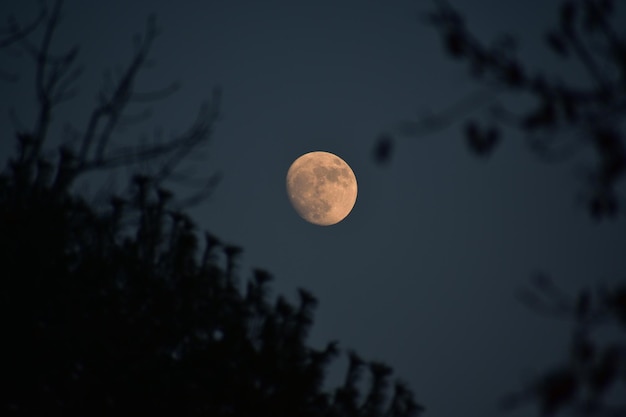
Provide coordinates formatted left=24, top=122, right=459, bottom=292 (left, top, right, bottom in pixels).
left=78, top=16, right=159, bottom=167
left=30, top=0, right=64, bottom=159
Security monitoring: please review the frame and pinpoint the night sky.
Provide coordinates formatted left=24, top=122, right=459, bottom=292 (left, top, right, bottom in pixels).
left=1, top=1, right=625, bottom=416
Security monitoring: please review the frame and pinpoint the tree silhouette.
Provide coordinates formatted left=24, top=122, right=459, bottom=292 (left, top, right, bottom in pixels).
left=374, top=0, right=625, bottom=415
left=0, top=2, right=423, bottom=416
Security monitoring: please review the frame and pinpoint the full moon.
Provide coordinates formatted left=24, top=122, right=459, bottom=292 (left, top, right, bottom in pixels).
left=286, top=151, right=358, bottom=226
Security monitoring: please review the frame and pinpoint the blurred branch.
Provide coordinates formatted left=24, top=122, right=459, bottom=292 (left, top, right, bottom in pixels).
left=396, top=88, right=496, bottom=137
left=0, top=5, right=45, bottom=49
left=504, top=274, right=626, bottom=416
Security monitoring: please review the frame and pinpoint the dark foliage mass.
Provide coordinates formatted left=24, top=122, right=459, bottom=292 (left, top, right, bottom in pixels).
left=0, top=2, right=423, bottom=416
left=0, top=167, right=421, bottom=417
left=375, top=1, right=626, bottom=416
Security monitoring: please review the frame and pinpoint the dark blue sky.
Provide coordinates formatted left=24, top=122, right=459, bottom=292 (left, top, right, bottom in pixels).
left=1, top=1, right=625, bottom=416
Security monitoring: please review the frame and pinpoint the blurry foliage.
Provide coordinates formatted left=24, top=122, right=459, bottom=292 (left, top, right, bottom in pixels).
left=374, top=0, right=626, bottom=221
left=374, top=0, right=626, bottom=415
left=0, top=1, right=423, bottom=416
left=503, top=274, right=626, bottom=416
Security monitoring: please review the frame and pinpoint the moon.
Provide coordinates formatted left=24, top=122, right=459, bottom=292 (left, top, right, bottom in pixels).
left=286, top=151, right=358, bottom=226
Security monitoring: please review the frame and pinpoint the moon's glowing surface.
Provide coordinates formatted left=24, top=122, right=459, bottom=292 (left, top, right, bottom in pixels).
left=286, top=151, right=358, bottom=226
